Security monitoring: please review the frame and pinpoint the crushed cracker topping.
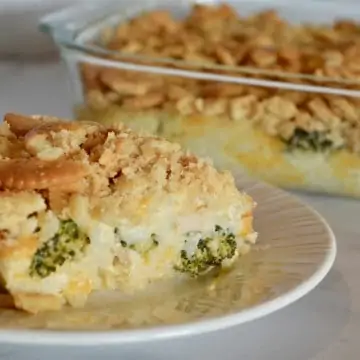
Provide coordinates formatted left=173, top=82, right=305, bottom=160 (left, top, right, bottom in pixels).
left=0, top=113, right=243, bottom=212
left=101, top=4, right=360, bottom=81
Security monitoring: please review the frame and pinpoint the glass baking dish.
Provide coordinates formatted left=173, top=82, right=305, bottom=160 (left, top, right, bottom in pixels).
left=40, top=0, right=360, bottom=197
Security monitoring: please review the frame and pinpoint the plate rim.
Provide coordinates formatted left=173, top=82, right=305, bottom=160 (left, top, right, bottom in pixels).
left=0, top=178, right=337, bottom=346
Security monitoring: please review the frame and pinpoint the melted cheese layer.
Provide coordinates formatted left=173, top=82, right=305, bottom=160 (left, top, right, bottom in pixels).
left=0, top=190, right=255, bottom=313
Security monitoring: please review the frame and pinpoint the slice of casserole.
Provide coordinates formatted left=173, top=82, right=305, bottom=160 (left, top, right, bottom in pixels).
left=0, top=113, right=257, bottom=313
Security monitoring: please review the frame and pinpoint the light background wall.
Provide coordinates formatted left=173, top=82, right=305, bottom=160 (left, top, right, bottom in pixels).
left=0, top=0, right=82, bottom=57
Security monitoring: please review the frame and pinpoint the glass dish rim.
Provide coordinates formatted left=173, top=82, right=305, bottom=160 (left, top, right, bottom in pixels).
left=39, top=0, right=360, bottom=98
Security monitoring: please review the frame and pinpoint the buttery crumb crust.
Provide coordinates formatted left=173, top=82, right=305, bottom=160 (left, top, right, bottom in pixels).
left=0, top=113, right=243, bottom=199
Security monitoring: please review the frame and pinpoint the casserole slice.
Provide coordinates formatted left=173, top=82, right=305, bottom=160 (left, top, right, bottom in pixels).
left=0, top=113, right=257, bottom=313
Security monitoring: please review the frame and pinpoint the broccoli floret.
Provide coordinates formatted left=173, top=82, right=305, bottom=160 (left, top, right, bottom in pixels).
left=284, top=128, right=338, bottom=152
left=129, top=234, right=159, bottom=254
left=120, top=240, right=127, bottom=248
left=175, top=225, right=237, bottom=277
left=115, top=231, right=159, bottom=255
left=29, top=219, right=90, bottom=278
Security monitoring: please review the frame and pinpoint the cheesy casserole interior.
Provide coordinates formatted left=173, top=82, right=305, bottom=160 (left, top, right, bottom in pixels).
left=0, top=113, right=256, bottom=313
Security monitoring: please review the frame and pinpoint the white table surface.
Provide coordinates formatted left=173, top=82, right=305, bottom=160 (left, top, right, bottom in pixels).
left=0, top=59, right=359, bottom=360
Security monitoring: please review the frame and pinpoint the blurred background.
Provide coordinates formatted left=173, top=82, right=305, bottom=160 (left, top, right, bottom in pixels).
left=0, top=0, right=79, bottom=58
left=0, top=0, right=81, bottom=117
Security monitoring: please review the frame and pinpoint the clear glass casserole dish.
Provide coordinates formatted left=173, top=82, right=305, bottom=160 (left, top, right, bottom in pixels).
left=40, top=0, right=360, bottom=197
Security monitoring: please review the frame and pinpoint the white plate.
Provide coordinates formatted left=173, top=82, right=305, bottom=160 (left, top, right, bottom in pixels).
left=0, top=175, right=336, bottom=345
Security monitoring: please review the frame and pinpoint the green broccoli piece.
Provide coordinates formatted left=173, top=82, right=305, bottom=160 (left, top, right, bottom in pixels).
left=29, top=219, right=90, bottom=278
left=284, top=128, right=337, bottom=152
left=128, top=234, right=159, bottom=254
left=175, top=225, right=237, bottom=277
left=115, top=231, right=159, bottom=255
